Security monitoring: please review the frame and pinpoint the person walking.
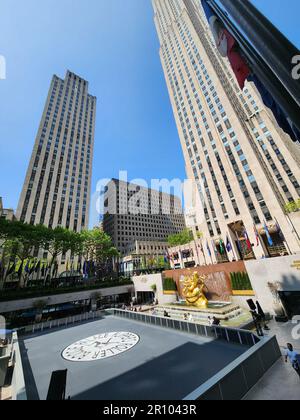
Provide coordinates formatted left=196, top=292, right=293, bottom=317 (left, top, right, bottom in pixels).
left=285, top=343, right=300, bottom=379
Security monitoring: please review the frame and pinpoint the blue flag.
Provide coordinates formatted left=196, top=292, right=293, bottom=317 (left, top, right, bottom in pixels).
left=226, top=236, right=233, bottom=253
left=206, top=241, right=212, bottom=257
left=264, top=222, right=274, bottom=247
left=25, top=260, right=30, bottom=274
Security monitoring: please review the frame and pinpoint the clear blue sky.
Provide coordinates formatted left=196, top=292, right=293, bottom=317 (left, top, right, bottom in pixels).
left=0, top=0, right=299, bottom=220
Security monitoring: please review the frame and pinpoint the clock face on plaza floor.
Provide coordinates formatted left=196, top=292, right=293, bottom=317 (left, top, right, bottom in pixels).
left=62, top=332, right=140, bottom=362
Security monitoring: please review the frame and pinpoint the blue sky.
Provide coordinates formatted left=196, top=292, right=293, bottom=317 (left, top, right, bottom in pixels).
left=0, top=0, right=299, bottom=223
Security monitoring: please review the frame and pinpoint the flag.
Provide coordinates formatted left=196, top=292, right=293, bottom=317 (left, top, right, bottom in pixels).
left=226, top=235, right=233, bottom=253
left=253, top=225, right=260, bottom=247
left=24, top=260, right=30, bottom=274
left=201, top=0, right=250, bottom=89
left=248, top=74, right=300, bottom=143
left=6, top=262, right=16, bottom=277
left=235, top=232, right=242, bottom=254
left=29, top=261, right=36, bottom=276
left=211, top=240, right=218, bottom=257
left=83, top=261, right=88, bottom=276
left=264, top=221, right=274, bottom=247
left=17, top=261, right=24, bottom=277
left=243, top=230, right=252, bottom=251
left=206, top=241, right=212, bottom=257
left=35, top=260, right=41, bottom=273
left=201, top=0, right=300, bottom=143
left=219, top=238, right=225, bottom=254
left=91, top=261, right=96, bottom=275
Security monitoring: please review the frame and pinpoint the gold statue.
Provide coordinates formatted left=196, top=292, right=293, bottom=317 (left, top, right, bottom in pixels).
left=181, top=272, right=208, bottom=309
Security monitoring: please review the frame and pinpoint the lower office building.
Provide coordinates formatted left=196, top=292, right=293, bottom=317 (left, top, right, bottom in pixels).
left=103, top=179, right=186, bottom=260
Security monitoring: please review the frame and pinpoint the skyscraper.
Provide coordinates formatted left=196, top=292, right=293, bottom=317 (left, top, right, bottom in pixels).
left=17, top=71, right=96, bottom=233
left=153, top=0, right=300, bottom=261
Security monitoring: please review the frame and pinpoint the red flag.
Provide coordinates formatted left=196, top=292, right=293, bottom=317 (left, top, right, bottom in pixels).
left=243, top=230, right=252, bottom=251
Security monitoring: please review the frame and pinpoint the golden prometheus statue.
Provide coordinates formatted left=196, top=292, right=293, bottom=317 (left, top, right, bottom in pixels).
left=182, top=272, right=209, bottom=309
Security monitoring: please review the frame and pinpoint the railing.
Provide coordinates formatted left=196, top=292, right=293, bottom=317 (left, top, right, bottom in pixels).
left=183, top=335, right=281, bottom=401
left=11, top=332, right=26, bottom=400
left=109, top=309, right=260, bottom=348
left=110, top=309, right=281, bottom=400
left=17, top=310, right=106, bottom=336
left=0, top=332, right=26, bottom=400
left=17, top=306, right=259, bottom=349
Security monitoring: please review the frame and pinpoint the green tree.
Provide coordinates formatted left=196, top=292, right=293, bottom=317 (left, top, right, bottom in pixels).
left=285, top=199, right=300, bottom=213
left=81, top=229, right=119, bottom=278
left=0, top=222, right=50, bottom=288
left=44, top=227, right=82, bottom=279
left=167, top=229, right=194, bottom=247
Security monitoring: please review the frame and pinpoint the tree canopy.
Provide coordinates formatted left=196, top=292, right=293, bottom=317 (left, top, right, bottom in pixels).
left=285, top=199, right=300, bottom=214
left=0, top=219, right=119, bottom=287
left=167, top=229, right=194, bottom=247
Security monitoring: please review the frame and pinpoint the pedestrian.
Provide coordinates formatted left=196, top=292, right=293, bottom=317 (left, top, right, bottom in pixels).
left=250, top=309, right=264, bottom=337
left=188, top=313, right=193, bottom=323
left=285, top=343, right=300, bottom=379
left=256, top=301, right=270, bottom=331
left=212, top=317, right=221, bottom=326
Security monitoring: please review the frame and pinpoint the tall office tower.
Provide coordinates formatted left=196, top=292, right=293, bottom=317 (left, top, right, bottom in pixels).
left=17, top=71, right=96, bottom=232
left=103, top=179, right=186, bottom=256
left=153, top=0, right=300, bottom=262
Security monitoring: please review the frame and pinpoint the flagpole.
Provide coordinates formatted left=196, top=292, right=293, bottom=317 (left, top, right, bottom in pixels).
left=209, top=0, right=300, bottom=134
left=218, top=0, right=300, bottom=107
left=199, top=239, right=207, bottom=266
left=235, top=231, right=243, bottom=261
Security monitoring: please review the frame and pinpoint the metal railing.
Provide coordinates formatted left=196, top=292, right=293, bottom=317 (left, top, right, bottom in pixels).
left=184, top=335, right=281, bottom=401
left=17, top=310, right=106, bottom=336
left=109, top=309, right=260, bottom=348
left=17, top=307, right=259, bottom=349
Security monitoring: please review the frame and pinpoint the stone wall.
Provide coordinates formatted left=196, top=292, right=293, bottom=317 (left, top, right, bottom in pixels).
left=132, top=273, right=177, bottom=305
left=245, top=254, right=300, bottom=315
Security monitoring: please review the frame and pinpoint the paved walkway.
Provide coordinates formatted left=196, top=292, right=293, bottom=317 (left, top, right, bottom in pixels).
left=245, top=320, right=300, bottom=400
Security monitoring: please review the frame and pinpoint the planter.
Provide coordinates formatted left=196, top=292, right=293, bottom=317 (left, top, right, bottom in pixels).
left=232, top=290, right=255, bottom=297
